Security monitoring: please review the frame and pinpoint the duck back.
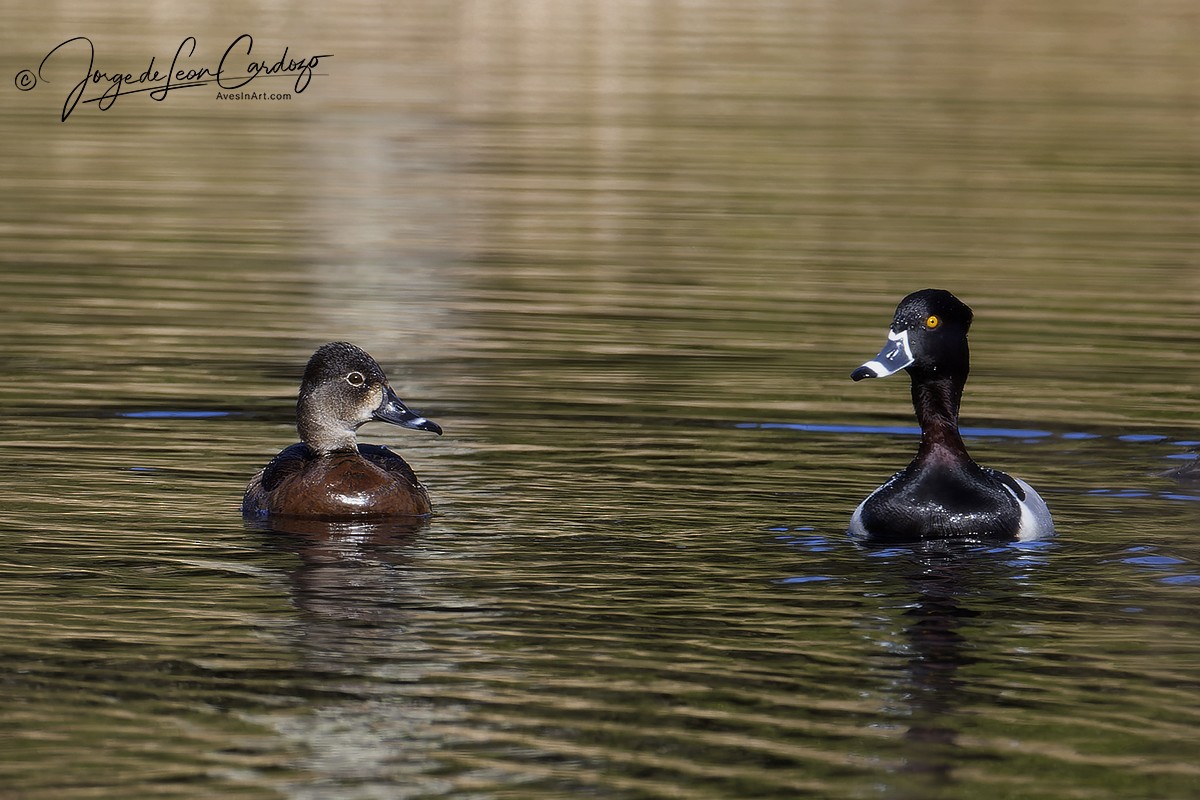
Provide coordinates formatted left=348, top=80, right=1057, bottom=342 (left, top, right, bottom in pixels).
left=242, top=444, right=431, bottom=519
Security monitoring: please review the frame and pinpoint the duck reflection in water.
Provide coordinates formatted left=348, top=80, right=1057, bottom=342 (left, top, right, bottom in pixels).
left=247, top=515, right=467, bottom=787
left=250, top=516, right=429, bottom=625
left=893, top=555, right=977, bottom=774
left=867, top=545, right=1049, bottom=800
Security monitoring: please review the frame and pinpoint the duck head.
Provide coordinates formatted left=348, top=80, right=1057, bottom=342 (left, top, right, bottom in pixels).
left=296, top=341, right=442, bottom=453
left=851, top=289, right=973, bottom=383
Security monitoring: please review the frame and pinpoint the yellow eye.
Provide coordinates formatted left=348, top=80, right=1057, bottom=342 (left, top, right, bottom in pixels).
left=925, top=315, right=940, bottom=329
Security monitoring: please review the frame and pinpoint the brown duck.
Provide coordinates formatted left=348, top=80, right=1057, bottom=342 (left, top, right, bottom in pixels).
left=243, top=342, right=442, bottom=520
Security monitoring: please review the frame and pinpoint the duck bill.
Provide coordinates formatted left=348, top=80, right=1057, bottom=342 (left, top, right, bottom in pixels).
left=373, top=386, right=443, bottom=435
left=851, top=329, right=914, bottom=381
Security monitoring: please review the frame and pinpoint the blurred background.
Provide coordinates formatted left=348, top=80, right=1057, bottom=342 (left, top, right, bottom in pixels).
left=1, top=2, right=1198, bottom=798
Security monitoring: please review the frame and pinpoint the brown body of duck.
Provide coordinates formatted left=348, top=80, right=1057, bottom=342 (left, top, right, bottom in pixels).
left=242, top=342, right=441, bottom=520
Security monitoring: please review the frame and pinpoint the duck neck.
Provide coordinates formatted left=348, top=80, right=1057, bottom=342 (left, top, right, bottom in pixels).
left=912, top=374, right=968, bottom=461
left=297, top=395, right=358, bottom=455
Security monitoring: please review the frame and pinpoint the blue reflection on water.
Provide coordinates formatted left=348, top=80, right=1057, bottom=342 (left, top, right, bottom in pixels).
left=1009, top=540, right=1057, bottom=553
left=1162, top=575, right=1200, bottom=586
left=738, top=421, right=1052, bottom=439
left=1089, top=487, right=1200, bottom=502
left=739, top=423, right=1200, bottom=465
left=1115, top=546, right=1200, bottom=587
left=1124, top=555, right=1185, bottom=567
left=774, top=528, right=836, bottom=554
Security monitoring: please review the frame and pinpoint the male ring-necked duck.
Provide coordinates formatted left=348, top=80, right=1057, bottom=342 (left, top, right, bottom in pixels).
left=242, top=342, right=442, bottom=520
left=848, top=289, right=1054, bottom=543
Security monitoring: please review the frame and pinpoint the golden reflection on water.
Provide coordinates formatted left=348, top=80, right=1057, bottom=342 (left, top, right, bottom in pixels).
left=1, top=1, right=1199, bottom=799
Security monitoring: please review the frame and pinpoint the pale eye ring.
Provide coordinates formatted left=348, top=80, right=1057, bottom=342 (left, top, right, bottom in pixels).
left=345, top=371, right=366, bottom=387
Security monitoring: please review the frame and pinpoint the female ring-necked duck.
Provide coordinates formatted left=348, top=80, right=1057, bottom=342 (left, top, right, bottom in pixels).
left=242, top=342, right=442, bottom=520
left=848, top=289, right=1054, bottom=543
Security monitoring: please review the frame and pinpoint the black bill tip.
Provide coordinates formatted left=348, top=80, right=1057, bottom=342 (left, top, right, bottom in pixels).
left=851, top=366, right=877, bottom=382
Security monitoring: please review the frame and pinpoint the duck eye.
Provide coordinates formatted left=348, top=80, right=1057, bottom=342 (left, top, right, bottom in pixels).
left=345, top=371, right=366, bottom=387
left=925, top=315, right=940, bottom=329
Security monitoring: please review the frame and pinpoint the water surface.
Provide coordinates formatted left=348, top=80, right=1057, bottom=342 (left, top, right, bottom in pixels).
left=1, top=2, right=1199, bottom=798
